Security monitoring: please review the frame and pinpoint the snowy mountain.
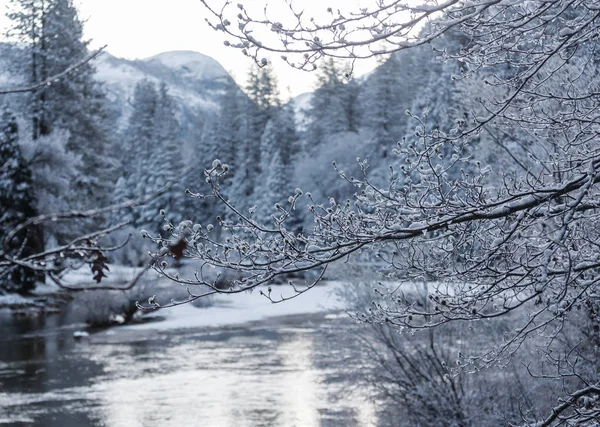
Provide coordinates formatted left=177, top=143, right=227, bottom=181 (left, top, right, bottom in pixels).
left=0, top=44, right=240, bottom=150
left=94, top=50, right=235, bottom=131
left=143, top=51, right=229, bottom=82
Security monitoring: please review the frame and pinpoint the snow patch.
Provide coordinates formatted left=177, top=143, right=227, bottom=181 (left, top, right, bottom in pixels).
left=124, top=281, right=347, bottom=332
left=0, top=293, right=31, bottom=307
left=143, top=50, right=229, bottom=81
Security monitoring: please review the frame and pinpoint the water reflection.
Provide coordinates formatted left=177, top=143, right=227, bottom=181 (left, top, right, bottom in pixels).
left=0, top=312, right=377, bottom=426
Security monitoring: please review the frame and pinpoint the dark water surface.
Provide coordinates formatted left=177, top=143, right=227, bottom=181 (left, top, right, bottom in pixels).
left=0, top=309, right=376, bottom=426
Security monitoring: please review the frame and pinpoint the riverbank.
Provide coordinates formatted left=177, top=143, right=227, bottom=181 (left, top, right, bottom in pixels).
left=90, top=280, right=348, bottom=343
left=1, top=263, right=349, bottom=343
left=0, top=285, right=72, bottom=314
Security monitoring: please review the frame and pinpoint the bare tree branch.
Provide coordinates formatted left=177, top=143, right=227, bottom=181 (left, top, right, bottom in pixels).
left=0, top=45, right=107, bottom=95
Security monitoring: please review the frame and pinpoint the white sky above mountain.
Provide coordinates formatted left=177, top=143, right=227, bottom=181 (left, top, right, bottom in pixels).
left=0, top=0, right=379, bottom=99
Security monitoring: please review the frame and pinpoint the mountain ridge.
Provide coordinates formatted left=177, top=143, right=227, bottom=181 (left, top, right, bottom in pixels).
left=93, top=49, right=235, bottom=130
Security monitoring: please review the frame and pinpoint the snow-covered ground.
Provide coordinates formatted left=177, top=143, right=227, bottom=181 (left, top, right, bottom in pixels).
left=122, top=281, right=347, bottom=333
left=0, top=281, right=64, bottom=309
left=0, top=292, right=35, bottom=308
left=1, top=264, right=349, bottom=333
left=2, top=262, right=350, bottom=337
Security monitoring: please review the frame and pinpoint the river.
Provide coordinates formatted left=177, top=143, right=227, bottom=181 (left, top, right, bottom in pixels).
left=0, top=308, right=378, bottom=427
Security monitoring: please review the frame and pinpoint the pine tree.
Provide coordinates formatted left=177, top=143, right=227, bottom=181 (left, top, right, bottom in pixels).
left=361, top=54, right=407, bottom=157
left=0, top=106, right=40, bottom=294
left=257, top=148, right=287, bottom=226
left=195, top=78, right=250, bottom=220
left=226, top=119, right=254, bottom=219
left=115, top=80, right=184, bottom=232
left=344, top=77, right=360, bottom=134
left=6, top=0, right=50, bottom=139
left=215, top=79, right=244, bottom=170
left=114, top=79, right=159, bottom=227
left=141, top=83, right=185, bottom=228
left=224, top=75, right=260, bottom=215
left=245, top=64, right=280, bottom=128
left=224, top=64, right=287, bottom=219
left=183, top=112, right=220, bottom=225
left=306, top=59, right=359, bottom=149
left=6, top=0, right=113, bottom=210
left=112, top=176, right=134, bottom=224
left=243, top=65, right=280, bottom=185
left=255, top=120, right=289, bottom=224
left=272, top=101, right=299, bottom=167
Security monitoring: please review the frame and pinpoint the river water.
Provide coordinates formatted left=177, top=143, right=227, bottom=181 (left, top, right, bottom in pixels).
left=0, top=309, right=378, bottom=427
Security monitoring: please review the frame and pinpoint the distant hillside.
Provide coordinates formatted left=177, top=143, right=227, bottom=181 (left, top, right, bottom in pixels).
left=0, top=45, right=244, bottom=156
left=94, top=50, right=240, bottom=147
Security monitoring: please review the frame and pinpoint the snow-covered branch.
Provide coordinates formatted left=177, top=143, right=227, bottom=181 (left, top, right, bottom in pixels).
left=0, top=166, right=192, bottom=291
left=138, top=2, right=600, bottom=421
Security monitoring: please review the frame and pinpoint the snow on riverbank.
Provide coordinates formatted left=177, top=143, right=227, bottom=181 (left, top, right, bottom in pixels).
left=0, top=293, right=36, bottom=308
left=2, top=263, right=351, bottom=334
left=124, top=281, right=348, bottom=332
left=58, top=264, right=350, bottom=332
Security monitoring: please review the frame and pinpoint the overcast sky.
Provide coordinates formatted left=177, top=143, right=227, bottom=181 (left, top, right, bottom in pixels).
left=0, top=0, right=378, bottom=98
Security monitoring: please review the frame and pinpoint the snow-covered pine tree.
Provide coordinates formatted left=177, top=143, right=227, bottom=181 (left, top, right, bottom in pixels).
left=187, top=77, right=247, bottom=221
left=44, top=0, right=113, bottom=208
left=245, top=64, right=280, bottom=118
left=215, top=79, right=244, bottom=171
left=224, top=66, right=277, bottom=216
left=225, top=114, right=254, bottom=220
left=305, top=59, right=359, bottom=150
left=255, top=119, right=287, bottom=224
left=5, top=0, right=50, bottom=139
left=344, top=77, right=360, bottom=134
left=273, top=99, right=299, bottom=167
left=243, top=64, right=280, bottom=184
left=183, top=112, right=220, bottom=225
left=114, top=79, right=159, bottom=227
left=141, top=82, right=185, bottom=229
left=6, top=0, right=114, bottom=223
left=259, top=148, right=287, bottom=226
left=361, top=54, right=409, bottom=157
left=253, top=95, right=302, bottom=223
left=112, top=176, right=134, bottom=224
left=0, top=106, right=40, bottom=294
left=115, top=80, right=184, bottom=232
